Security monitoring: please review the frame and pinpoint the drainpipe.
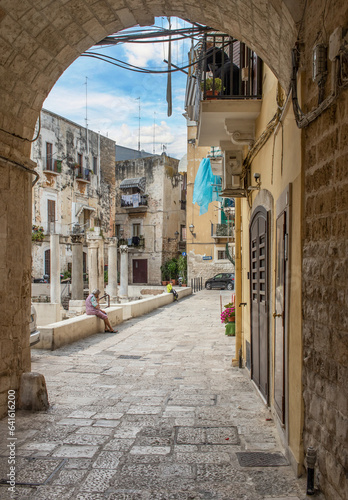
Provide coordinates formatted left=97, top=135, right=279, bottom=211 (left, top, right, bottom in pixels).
left=233, top=198, right=242, bottom=367
left=306, top=447, right=317, bottom=495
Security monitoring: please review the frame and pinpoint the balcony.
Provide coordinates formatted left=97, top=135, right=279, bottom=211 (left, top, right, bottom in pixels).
left=121, top=194, right=148, bottom=213
left=43, top=158, right=62, bottom=174
left=185, top=34, right=263, bottom=148
left=118, top=237, right=145, bottom=249
left=211, top=223, right=234, bottom=239
left=75, top=165, right=91, bottom=183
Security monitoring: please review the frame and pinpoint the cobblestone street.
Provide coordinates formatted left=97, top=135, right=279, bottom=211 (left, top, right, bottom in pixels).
left=0, top=291, right=308, bottom=499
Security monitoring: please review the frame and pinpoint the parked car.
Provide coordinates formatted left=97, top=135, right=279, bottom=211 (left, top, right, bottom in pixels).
left=205, top=273, right=234, bottom=290
left=30, top=305, right=40, bottom=346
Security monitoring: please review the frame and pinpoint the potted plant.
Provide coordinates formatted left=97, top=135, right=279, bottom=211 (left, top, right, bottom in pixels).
left=160, top=261, right=170, bottom=285
left=32, top=225, right=45, bottom=242
left=167, top=259, right=178, bottom=285
left=221, top=303, right=235, bottom=336
left=177, top=254, right=187, bottom=286
left=200, top=77, right=223, bottom=97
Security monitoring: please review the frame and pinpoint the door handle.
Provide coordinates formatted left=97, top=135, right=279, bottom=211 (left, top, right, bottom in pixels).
left=273, top=312, right=283, bottom=318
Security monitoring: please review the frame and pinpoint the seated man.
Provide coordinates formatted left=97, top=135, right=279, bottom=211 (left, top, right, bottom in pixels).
left=166, top=282, right=178, bottom=301
left=85, top=289, right=117, bottom=333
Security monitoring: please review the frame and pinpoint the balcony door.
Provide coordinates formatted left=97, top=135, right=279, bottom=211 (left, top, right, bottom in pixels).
left=250, top=207, right=269, bottom=402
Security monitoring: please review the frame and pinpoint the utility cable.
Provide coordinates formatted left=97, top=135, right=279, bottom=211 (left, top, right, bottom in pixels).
left=0, top=154, right=40, bottom=186
left=0, top=112, right=41, bottom=143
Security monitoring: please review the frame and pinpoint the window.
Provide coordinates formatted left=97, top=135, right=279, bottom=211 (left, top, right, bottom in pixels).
left=180, top=225, right=186, bottom=241
left=218, top=250, right=227, bottom=260
left=93, top=156, right=98, bottom=174
left=46, top=142, right=53, bottom=171
left=133, top=223, right=141, bottom=237
left=115, top=224, right=121, bottom=238
left=77, top=153, right=82, bottom=166
left=47, top=199, right=55, bottom=233
left=44, top=249, right=50, bottom=276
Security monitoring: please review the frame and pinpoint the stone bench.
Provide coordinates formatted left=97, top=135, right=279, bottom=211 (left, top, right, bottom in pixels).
left=36, top=287, right=192, bottom=350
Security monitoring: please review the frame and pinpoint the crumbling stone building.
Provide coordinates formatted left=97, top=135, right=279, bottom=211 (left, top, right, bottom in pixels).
left=31, top=109, right=116, bottom=280
left=115, top=153, right=186, bottom=284
left=0, top=2, right=347, bottom=498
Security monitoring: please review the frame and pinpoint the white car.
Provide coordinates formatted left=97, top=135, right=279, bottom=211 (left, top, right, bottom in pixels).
left=30, top=305, right=40, bottom=346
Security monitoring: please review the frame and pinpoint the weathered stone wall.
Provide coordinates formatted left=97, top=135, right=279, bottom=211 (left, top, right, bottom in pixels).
left=115, top=154, right=184, bottom=284
left=301, top=4, right=348, bottom=499
left=0, top=158, right=32, bottom=416
left=188, top=250, right=234, bottom=286
left=30, top=110, right=116, bottom=278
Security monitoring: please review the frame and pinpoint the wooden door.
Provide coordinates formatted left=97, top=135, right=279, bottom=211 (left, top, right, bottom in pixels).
left=44, top=249, right=50, bottom=277
left=250, top=207, right=269, bottom=401
left=274, top=212, right=287, bottom=423
left=133, top=259, right=147, bottom=283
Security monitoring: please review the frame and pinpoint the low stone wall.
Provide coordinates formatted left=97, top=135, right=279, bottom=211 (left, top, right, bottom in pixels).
left=35, top=287, right=192, bottom=350
left=34, top=303, right=61, bottom=326
left=36, top=306, right=123, bottom=350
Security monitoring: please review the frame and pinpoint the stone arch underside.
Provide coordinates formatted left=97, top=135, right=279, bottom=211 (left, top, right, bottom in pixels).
left=0, top=0, right=299, bottom=159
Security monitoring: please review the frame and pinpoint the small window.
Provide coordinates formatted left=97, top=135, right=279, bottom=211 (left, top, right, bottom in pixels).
left=218, top=251, right=227, bottom=260
left=93, top=156, right=97, bottom=174
left=47, top=199, right=55, bottom=233
left=180, top=225, right=186, bottom=241
left=46, top=142, right=53, bottom=171
left=115, top=224, right=121, bottom=237
left=133, top=223, right=141, bottom=237
left=77, top=153, right=82, bottom=166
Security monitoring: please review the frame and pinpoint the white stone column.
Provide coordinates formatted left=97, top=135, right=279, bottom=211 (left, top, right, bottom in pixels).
left=108, top=238, right=118, bottom=300
left=71, top=234, right=84, bottom=300
left=119, top=245, right=129, bottom=298
left=87, top=240, right=99, bottom=294
left=97, top=237, right=104, bottom=296
left=50, top=233, right=60, bottom=304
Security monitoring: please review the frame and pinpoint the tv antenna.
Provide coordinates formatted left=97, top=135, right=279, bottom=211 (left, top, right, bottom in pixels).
left=135, top=97, right=141, bottom=153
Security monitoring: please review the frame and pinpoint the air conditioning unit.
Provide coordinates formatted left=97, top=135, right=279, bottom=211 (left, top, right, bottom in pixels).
left=221, top=150, right=246, bottom=198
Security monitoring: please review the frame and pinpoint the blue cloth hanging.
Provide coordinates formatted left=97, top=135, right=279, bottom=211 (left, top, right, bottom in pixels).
left=192, top=158, right=221, bottom=215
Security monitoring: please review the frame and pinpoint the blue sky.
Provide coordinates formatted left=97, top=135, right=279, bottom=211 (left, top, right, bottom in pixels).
left=43, top=18, right=193, bottom=160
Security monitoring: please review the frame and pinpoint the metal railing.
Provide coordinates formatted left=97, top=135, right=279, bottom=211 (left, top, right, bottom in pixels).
left=121, top=195, right=148, bottom=208
left=211, top=223, right=234, bottom=238
left=44, top=157, right=62, bottom=173
left=76, top=165, right=91, bottom=181
left=191, top=277, right=203, bottom=292
left=200, top=34, right=263, bottom=101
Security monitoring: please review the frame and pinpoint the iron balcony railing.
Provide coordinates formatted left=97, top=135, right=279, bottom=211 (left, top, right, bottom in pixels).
left=44, top=157, right=62, bottom=173
left=121, top=195, right=148, bottom=208
left=211, top=223, right=234, bottom=238
left=200, top=34, right=263, bottom=101
left=76, top=165, right=91, bottom=182
left=117, top=237, right=145, bottom=248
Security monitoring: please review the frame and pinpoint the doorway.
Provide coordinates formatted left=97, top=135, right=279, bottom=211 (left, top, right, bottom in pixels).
left=250, top=207, right=269, bottom=401
left=133, top=259, right=148, bottom=283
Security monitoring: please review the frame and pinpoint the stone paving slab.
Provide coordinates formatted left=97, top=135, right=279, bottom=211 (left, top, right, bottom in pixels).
left=0, top=291, right=308, bottom=499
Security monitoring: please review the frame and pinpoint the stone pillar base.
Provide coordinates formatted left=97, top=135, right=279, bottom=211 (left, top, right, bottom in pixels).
left=19, top=372, right=49, bottom=411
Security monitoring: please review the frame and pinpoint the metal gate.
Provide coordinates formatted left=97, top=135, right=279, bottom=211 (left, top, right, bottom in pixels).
left=250, top=207, right=269, bottom=401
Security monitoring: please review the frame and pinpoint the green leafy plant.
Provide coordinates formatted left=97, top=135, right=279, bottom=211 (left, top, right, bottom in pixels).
left=177, top=254, right=187, bottom=284
left=200, top=77, right=223, bottom=92
left=32, top=225, right=44, bottom=242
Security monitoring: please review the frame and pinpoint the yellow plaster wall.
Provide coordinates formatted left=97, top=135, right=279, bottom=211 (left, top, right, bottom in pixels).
left=240, top=65, right=303, bottom=469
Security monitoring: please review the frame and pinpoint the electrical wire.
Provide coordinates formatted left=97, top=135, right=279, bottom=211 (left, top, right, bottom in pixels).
left=0, top=112, right=41, bottom=143
left=0, top=154, right=40, bottom=186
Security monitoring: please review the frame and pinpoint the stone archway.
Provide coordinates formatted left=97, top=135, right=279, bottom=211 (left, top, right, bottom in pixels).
left=0, top=0, right=300, bottom=418
left=0, top=0, right=300, bottom=159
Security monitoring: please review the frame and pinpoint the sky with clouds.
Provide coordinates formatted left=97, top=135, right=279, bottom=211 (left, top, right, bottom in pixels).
left=43, top=18, right=193, bottom=160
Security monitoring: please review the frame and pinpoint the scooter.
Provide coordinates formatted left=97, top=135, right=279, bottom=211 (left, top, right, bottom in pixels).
left=178, top=276, right=183, bottom=287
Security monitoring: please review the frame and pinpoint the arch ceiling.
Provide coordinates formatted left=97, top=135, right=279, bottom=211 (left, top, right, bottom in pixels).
left=0, top=0, right=299, bottom=155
